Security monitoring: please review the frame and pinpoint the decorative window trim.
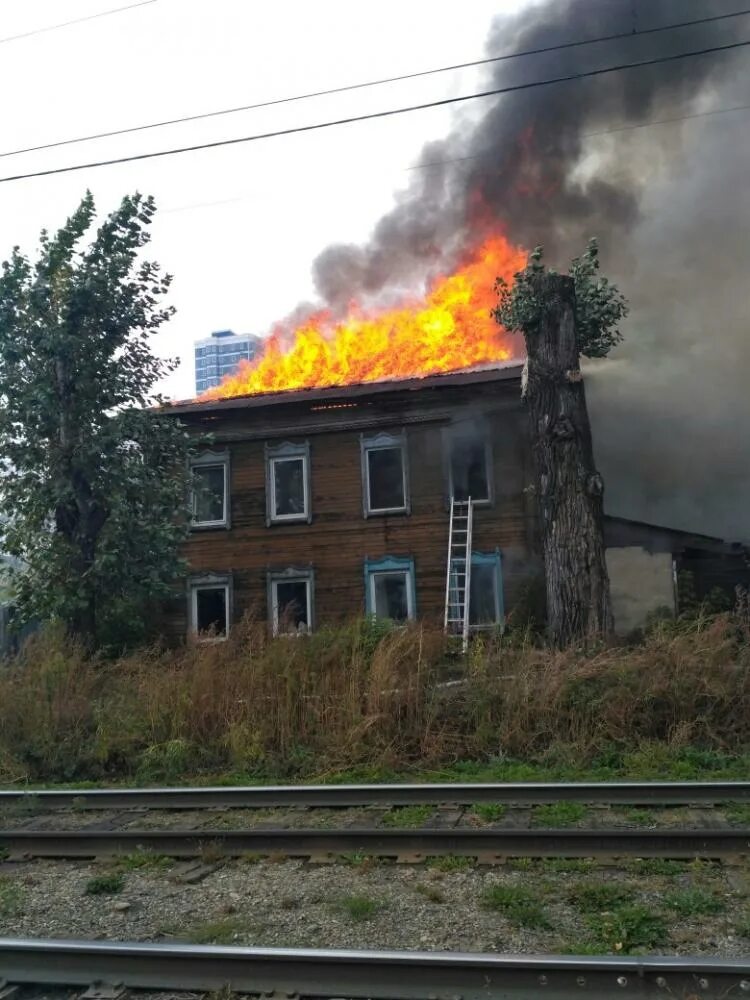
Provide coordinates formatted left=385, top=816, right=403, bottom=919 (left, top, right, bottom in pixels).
left=364, top=555, right=417, bottom=620
left=267, top=566, right=315, bottom=636
left=265, top=441, right=312, bottom=526
left=360, top=430, right=410, bottom=517
left=189, top=450, right=230, bottom=530
left=443, top=424, right=494, bottom=507
left=449, top=549, right=504, bottom=630
left=188, top=573, right=232, bottom=641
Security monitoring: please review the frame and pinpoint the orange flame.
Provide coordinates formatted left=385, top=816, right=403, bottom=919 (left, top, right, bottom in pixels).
left=201, top=233, right=526, bottom=400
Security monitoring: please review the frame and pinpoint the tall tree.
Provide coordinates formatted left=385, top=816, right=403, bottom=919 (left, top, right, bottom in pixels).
left=494, top=241, right=628, bottom=647
left=0, top=192, right=191, bottom=650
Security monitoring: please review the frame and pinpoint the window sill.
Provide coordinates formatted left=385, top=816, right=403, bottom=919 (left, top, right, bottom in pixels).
left=192, top=634, right=228, bottom=644
left=268, top=514, right=310, bottom=525
left=364, top=507, right=410, bottom=518
left=190, top=522, right=230, bottom=532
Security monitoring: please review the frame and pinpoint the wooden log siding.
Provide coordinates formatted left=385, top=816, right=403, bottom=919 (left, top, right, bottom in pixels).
left=170, top=373, right=540, bottom=636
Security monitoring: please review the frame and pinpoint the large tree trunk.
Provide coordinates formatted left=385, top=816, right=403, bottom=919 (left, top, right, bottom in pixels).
left=523, top=271, right=613, bottom=646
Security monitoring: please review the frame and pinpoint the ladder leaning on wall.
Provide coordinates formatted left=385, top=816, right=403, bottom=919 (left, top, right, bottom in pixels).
left=444, top=497, right=474, bottom=653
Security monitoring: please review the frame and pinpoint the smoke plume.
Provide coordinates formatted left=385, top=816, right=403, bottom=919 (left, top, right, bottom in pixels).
left=311, top=0, right=750, bottom=539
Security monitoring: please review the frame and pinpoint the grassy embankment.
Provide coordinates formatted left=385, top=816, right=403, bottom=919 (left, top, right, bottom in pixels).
left=0, top=611, right=748, bottom=786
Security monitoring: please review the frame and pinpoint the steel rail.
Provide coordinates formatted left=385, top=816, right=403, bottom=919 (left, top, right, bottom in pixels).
left=2, top=780, right=749, bottom=810
left=1, top=826, right=748, bottom=860
left=1, top=938, right=748, bottom=999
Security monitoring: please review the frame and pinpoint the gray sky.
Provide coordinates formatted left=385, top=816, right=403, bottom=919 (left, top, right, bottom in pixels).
left=0, top=0, right=530, bottom=400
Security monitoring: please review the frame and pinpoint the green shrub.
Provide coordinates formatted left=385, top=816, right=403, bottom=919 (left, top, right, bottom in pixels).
left=481, top=885, right=551, bottom=929
left=84, top=873, right=124, bottom=895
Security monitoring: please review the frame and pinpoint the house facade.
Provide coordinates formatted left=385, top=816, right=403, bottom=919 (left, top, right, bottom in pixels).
left=165, top=364, right=541, bottom=639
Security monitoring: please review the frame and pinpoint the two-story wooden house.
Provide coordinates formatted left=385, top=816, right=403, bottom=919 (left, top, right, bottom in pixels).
left=164, top=363, right=541, bottom=638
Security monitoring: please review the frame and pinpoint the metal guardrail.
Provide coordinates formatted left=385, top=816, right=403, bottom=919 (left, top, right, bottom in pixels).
left=1, top=780, right=749, bottom=810
left=1, top=938, right=748, bottom=999
left=1, top=826, right=748, bottom=860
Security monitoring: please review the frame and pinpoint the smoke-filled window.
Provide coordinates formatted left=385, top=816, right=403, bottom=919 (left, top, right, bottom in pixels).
left=448, top=429, right=491, bottom=503
left=361, top=431, right=409, bottom=515
left=189, top=576, right=231, bottom=639
left=265, top=441, right=311, bottom=524
left=268, top=568, right=314, bottom=635
left=365, top=557, right=415, bottom=621
left=190, top=452, right=229, bottom=528
left=448, top=552, right=503, bottom=630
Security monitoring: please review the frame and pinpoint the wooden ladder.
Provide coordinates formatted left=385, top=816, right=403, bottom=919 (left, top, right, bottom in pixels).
left=444, top=497, right=474, bottom=652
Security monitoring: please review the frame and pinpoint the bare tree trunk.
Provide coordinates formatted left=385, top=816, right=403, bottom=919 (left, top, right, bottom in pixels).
left=523, top=271, right=613, bottom=646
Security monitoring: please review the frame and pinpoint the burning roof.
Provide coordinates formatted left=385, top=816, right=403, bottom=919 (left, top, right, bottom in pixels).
left=194, top=233, right=526, bottom=405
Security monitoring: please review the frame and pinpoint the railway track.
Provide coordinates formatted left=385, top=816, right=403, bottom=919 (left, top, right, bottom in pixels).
left=1, top=782, right=749, bottom=861
left=1, top=938, right=748, bottom=999
left=2, top=779, right=749, bottom=809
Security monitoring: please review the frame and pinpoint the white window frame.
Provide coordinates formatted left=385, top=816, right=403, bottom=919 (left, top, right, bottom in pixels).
left=190, top=450, right=230, bottom=529
left=268, top=567, right=315, bottom=636
left=444, top=425, right=493, bottom=506
left=364, top=556, right=416, bottom=621
left=188, top=574, right=231, bottom=641
left=265, top=441, right=312, bottom=525
left=361, top=431, right=409, bottom=517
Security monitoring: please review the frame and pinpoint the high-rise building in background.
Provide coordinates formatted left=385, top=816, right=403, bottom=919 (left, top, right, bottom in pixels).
left=194, top=329, right=261, bottom=395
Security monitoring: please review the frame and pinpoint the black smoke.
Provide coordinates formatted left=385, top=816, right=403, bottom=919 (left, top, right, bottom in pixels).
left=310, top=0, right=750, bottom=539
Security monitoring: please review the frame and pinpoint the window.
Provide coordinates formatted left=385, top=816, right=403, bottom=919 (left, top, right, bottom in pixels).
left=265, top=441, right=311, bottom=524
left=190, top=451, right=229, bottom=528
left=189, top=576, right=231, bottom=639
left=268, top=568, right=314, bottom=635
left=449, top=551, right=504, bottom=629
left=361, top=431, right=409, bottom=516
left=364, top=557, right=416, bottom=621
left=447, top=427, right=492, bottom=503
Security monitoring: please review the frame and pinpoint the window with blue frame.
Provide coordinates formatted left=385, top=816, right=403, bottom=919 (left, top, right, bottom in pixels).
left=364, top=556, right=416, bottom=621
left=449, top=551, right=504, bottom=628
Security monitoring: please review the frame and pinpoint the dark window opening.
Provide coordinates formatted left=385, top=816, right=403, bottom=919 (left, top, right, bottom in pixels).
left=272, top=457, right=306, bottom=517
left=450, top=436, right=489, bottom=502
left=372, top=571, right=409, bottom=620
left=195, top=586, right=227, bottom=636
left=275, top=579, right=310, bottom=632
left=367, top=446, right=405, bottom=511
left=469, top=563, right=498, bottom=625
left=193, top=464, right=225, bottom=523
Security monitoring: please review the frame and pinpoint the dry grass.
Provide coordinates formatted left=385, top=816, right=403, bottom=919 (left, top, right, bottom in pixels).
left=0, top=612, right=748, bottom=783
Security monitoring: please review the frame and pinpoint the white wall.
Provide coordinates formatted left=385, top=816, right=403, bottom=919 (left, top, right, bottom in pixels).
left=606, top=547, right=676, bottom=634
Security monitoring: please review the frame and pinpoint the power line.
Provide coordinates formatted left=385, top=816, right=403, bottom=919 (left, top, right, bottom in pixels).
left=2, top=7, right=748, bottom=160
left=1, top=37, right=748, bottom=185
left=0, top=0, right=158, bottom=45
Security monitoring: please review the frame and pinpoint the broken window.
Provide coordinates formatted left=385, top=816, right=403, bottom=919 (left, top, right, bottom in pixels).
left=266, top=442, right=311, bottom=523
left=449, top=431, right=491, bottom=503
left=191, top=453, right=229, bottom=527
left=269, top=569, right=314, bottom=634
left=362, top=432, right=408, bottom=515
left=365, top=557, right=415, bottom=621
left=189, top=578, right=230, bottom=639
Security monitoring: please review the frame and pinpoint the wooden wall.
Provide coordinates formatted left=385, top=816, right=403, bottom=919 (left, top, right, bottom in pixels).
left=167, top=377, right=541, bottom=637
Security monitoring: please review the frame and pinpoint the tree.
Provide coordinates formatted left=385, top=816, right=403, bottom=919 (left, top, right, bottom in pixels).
left=494, top=240, right=628, bottom=647
left=0, top=192, right=192, bottom=651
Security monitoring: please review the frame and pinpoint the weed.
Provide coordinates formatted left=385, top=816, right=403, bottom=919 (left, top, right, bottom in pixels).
left=415, top=883, right=445, bottom=903
left=587, top=905, right=668, bottom=953
left=540, top=858, right=595, bottom=875
left=735, top=910, right=750, bottom=938
left=279, top=896, right=299, bottom=910
left=428, top=855, right=473, bottom=873
left=621, top=808, right=655, bottom=825
left=0, top=877, right=23, bottom=917
left=508, top=857, right=535, bottom=871
left=623, top=858, right=686, bottom=877
left=725, top=803, right=750, bottom=825
left=115, top=850, right=172, bottom=872
left=199, top=842, right=225, bottom=865
left=663, top=888, right=726, bottom=916
left=471, top=803, right=506, bottom=823
left=84, top=872, right=124, bottom=895
left=568, top=883, right=633, bottom=913
left=531, top=802, right=587, bottom=827
left=338, top=852, right=377, bottom=872
left=240, top=852, right=262, bottom=865
left=185, top=917, right=247, bottom=944
left=340, top=894, right=381, bottom=922
left=481, top=885, right=551, bottom=930
left=380, top=805, right=434, bottom=828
